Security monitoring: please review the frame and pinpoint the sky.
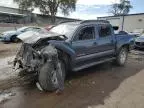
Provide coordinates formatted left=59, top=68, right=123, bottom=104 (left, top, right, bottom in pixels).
left=0, top=0, right=144, bottom=20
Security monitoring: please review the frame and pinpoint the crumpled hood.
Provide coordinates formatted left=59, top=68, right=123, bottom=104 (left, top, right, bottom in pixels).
left=17, top=30, right=63, bottom=44
left=135, top=36, right=144, bottom=42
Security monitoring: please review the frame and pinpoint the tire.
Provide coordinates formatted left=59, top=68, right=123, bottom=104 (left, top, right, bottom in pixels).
left=115, top=47, right=128, bottom=66
left=38, top=60, right=66, bottom=91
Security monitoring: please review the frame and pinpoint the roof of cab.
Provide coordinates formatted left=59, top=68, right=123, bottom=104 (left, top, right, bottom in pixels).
left=58, top=20, right=110, bottom=25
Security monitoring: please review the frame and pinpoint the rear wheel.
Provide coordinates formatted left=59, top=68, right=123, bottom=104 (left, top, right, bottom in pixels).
left=115, top=47, right=128, bottom=66
left=38, top=60, right=66, bottom=91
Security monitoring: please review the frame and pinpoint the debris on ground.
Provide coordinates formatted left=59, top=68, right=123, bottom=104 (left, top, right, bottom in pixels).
left=0, top=91, right=16, bottom=104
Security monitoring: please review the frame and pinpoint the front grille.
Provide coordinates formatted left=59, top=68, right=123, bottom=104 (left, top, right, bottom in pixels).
left=135, top=42, right=144, bottom=46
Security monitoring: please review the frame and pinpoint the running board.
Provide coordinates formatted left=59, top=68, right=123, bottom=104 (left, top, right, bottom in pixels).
left=73, top=57, right=115, bottom=72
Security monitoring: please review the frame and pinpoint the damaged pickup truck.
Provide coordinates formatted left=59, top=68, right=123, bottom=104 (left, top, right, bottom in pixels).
left=14, top=20, right=133, bottom=91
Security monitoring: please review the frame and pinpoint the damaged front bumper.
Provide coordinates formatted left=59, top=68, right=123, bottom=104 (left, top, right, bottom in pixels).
left=14, top=43, right=58, bottom=77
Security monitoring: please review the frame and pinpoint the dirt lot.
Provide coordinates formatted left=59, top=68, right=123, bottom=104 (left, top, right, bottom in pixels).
left=0, top=43, right=144, bottom=108
left=0, top=42, right=21, bottom=58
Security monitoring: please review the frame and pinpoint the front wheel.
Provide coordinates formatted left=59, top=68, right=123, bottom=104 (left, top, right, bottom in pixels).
left=38, top=60, right=66, bottom=91
left=115, top=47, right=128, bottom=66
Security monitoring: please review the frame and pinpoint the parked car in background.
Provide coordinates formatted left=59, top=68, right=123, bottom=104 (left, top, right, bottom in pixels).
left=14, top=20, right=133, bottom=91
left=17, top=28, right=49, bottom=41
left=129, top=28, right=144, bottom=37
left=0, top=26, right=41, bottom=42
left=134, top=34, right=144, bottom=50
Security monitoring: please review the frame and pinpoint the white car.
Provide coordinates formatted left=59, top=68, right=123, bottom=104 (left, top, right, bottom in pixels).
left=0, top=26, right=41, bottom=42
left=134, top=34, right=144, bottom=49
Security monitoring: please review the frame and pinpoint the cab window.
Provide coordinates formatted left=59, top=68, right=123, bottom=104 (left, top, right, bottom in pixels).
left=76, top=26, right=95, bottom=41
left=98, top=25, right=112, bottom=37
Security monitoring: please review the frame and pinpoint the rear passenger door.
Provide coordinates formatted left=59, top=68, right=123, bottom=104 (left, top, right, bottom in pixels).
left=95, top=24, right=115, bottom=57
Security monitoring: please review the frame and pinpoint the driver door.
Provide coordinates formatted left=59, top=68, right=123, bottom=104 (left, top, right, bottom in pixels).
left=71, top=25, right=97, bottom=65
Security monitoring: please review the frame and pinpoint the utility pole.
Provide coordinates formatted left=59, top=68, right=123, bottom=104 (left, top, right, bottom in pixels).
left=121, top=15, right=125, bottom=31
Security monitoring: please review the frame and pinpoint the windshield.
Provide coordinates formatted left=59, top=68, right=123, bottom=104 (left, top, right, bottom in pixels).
left=50, top=24, right=78, bottom=38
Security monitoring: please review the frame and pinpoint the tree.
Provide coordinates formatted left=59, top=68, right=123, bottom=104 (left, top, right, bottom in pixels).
left=118, top=0, right=132, bottom=15
left=109, top=0, right=132, bottom=16
left=14, top=0, right=76, bottom=23
left=109, top=0, right=132, bottom=30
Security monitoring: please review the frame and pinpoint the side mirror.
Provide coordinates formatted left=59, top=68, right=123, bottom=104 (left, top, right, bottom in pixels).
left=113, top=26, right=119, bottom=30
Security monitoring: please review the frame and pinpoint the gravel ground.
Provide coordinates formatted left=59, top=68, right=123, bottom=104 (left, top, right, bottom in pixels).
left=0, top=42, right=21, bottom=58
left=0, top=58, right=144, bottom=108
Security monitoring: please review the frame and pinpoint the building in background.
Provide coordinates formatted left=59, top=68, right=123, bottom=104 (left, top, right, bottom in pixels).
left=0, top=6, right=80, bottom=24
left=97, top=13, right=144, bottom=33
left=0, top=6, right=30, bottom=23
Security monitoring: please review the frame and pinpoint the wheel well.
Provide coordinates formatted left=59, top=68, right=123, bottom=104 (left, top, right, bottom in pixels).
left=57, top=49, right=71, bottom=72
left=11, top=35, right=17, bottom=40
left=121, top=44, right=130, bottom=52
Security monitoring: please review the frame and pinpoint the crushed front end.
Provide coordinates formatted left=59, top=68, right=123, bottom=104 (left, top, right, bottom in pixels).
left=13, top=30, right=67, bottom=91
left=14, top=42, right=58, bottom=78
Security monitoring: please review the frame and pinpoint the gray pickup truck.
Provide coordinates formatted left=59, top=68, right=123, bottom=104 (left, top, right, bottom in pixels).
left=14, top=20, right=133, bottom=91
